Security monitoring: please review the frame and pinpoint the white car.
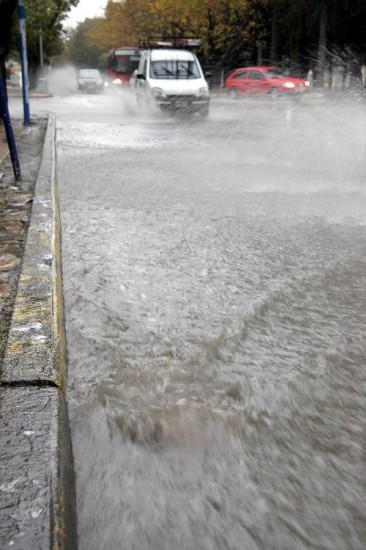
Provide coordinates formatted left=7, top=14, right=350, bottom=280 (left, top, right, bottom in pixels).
left=134, top=47, right=210, bottom=117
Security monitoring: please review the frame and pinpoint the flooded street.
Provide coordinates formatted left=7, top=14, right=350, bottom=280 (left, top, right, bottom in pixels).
left=19, top=84, right=366, bottom=549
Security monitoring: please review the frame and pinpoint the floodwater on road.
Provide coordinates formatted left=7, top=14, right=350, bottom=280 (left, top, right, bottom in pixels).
left=51, top=88, right=366, bottom=549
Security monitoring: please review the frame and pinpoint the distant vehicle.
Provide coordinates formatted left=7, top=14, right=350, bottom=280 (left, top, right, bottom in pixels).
left=106, top=47, right=142, bottom=87
left=225, top=66, right=309, bottom=98
left=78, top=69, right=104, bottom=94
left=134, top=40, right=210, bottom=117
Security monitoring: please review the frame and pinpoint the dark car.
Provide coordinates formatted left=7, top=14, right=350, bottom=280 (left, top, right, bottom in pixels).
left=225, top=66, right=309, bottom=98
left=78, top=69, right=104, bottom=94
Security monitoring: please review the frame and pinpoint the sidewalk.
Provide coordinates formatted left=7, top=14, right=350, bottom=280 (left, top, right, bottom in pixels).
left=6, top=83, right=52, bottom=99
left=0, top=117, right=77, bottom=549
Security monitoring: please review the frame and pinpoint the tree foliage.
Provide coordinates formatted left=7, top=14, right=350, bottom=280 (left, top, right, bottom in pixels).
left=70, top=0, right=366, bottom=75
left=9, top=0, right=78, bottom=68
left=67, top=18, right=107, bottom=69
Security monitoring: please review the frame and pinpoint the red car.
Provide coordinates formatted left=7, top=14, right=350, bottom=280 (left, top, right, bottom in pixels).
left=225, top=66, right=309, bottom=97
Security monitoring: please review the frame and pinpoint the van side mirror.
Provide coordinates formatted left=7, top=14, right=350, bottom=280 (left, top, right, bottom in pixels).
left=136, top=73, right=145, bottom=80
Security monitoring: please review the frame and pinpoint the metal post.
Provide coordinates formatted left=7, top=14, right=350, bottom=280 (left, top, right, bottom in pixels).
left=18, top=0, right=30, bottom=126
left=0, top=71, right=21, bottom=180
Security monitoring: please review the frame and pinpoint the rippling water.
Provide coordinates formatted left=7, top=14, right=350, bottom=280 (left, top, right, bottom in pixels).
left=58, top=95, right=366, bottom=549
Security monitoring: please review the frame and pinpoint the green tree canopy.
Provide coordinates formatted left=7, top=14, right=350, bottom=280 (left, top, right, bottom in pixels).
left=8, top=0, right=79, bottom=71
left=68, top=0, right=366, bottom=77
left=67, top=18, right=107, bottom=69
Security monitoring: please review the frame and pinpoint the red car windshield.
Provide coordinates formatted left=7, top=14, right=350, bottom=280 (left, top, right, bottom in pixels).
left=264, top=69, right=286, bottom=78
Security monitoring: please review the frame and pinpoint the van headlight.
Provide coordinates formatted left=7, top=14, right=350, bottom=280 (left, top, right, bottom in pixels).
left=198, top=86, right=209, bottom=96
left=152, top=87, right=165, bottom=99
left=283, top=82, right=295, bottom=88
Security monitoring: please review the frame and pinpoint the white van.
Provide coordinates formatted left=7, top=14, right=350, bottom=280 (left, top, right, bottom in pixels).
left=135, top=47, right=210, bottom=117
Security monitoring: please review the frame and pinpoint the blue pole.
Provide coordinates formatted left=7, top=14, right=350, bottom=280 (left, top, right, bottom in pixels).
left=18, top=0, right=30, bottom=126
left=0, top=72, right=21, bottom=180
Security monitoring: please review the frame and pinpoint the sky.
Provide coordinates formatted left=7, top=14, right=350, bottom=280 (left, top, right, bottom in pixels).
left=65, top=0, right=108, bottom=28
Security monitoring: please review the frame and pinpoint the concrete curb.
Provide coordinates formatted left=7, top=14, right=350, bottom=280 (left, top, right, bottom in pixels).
left=6, top=88, right=52, bottom=99
left=0, top=115, right=78, bottom=549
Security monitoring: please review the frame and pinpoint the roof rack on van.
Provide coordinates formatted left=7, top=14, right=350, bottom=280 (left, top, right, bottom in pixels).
left=139, top=37, right=203, bottom=49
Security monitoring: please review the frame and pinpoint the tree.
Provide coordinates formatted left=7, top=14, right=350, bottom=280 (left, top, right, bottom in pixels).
left=67, top=18, right=107, bottom=69
left=25, top=0, right=79, bottom=63
left=88, top=0, right=267, bottom=69
left=0, top=0, right=17, bottom=94
left=74, top=0, right=366, bottom=83
left=7, top=0, right=79, bottom=80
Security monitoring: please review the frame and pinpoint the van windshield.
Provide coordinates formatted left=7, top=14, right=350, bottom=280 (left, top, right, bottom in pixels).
left=150, top=60, right=201, bottom=79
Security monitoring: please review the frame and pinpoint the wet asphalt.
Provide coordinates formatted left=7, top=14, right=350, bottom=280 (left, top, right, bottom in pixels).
left=3, top=81, right=366, bottom=550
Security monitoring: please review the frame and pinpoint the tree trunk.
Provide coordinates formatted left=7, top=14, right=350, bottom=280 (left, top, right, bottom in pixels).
left=317, top=0, right=327, bottom=85
left=270, top=2, right=279, bottom=64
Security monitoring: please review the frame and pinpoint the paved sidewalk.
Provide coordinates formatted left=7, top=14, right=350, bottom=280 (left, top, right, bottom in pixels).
left=0, top=117, right=78, bottom=549
left=0, top=119, right=38, bottom=359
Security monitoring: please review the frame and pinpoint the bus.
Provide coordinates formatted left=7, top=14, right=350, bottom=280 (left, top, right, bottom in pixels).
left=106, top=47, right=142, bottom=86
